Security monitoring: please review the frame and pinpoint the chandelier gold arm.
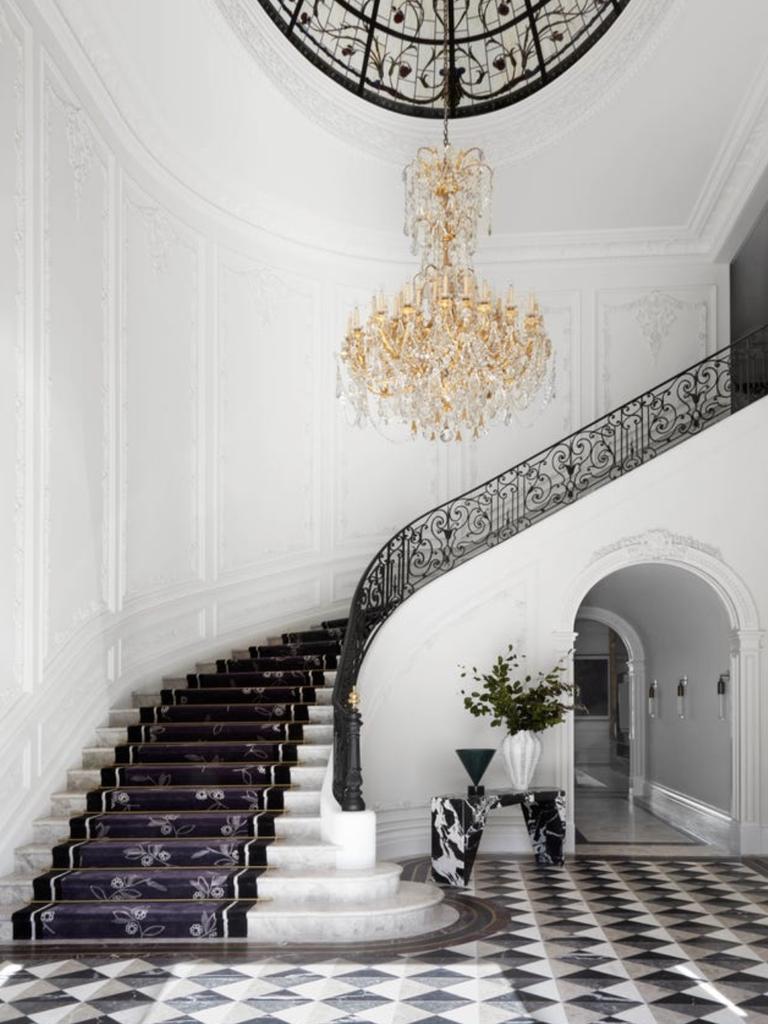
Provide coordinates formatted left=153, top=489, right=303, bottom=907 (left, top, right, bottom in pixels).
left=336, top=0, right=552, bottom=442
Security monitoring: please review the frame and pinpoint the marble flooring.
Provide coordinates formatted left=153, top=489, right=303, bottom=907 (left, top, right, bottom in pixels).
left=3, top=856, right=768, bottom=1023
left=575, top=795, right=701, bottom=847
left=574, top=762, right=730, bottom=860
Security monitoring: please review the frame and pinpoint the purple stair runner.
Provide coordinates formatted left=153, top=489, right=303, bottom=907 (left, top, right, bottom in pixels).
left=11, top=624, right=344, bottom=942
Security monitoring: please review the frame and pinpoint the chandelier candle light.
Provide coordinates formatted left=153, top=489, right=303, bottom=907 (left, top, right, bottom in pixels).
left=337, top=0, right=553, bottom=442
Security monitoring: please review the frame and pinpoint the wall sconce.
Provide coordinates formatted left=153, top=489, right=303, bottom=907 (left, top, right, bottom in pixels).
left=677, top=676, right=687, bottom=719
left=717, top=672, right=729, bottom=721
left=648, top=679, right=658, bottom=718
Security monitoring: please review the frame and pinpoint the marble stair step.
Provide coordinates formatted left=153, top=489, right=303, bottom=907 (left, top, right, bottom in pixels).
left=96, top=724, right=330, bottom=745
left=296, top=744, right=331, bottom=766
left=33, top=812, right=323, bottom=844
left=15, top=844, right=53, bottom=873
left=161, top=674, right=334, bottom=688
left=50, top=791, right=88, bottom=816
left=48, top=787, right=321, bottom=816
left=109, top=705, right=332, bottom=727
left=0, top=873, right=35, bottom=904
left=68, top=769, right=102, bottom=791
left=33, top=817, right=70, bottom=844
left=63, top=760, right=326, bottom=794
left=0, top=901, right=26, bottom=942
left=258, top=863, right=401, bottom=903
left=132, top=692, right=162, bottom=708
left=79, top=743, right=329, bottom=770
left=301, top=724, right=332, bottom=742
left=246, top=882, right=451, bottom=943
left=132, top=688, right=333, bottom=708
left=284, top=790, right=321, bottom=813
left=82, top=747, right=116, bottom=769
left=288, top=766, right=325, bottom=788
left=274, top=816, right=321, bottom=841
left=108, top=708, right=140, bottom=727
left=96, top=726, right=127, bottom=745
left=266, top=841, right=339, bottom=871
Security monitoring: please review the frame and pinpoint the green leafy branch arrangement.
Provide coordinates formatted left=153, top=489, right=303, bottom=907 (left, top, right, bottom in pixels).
left=460, top=644, right=574, bottom=735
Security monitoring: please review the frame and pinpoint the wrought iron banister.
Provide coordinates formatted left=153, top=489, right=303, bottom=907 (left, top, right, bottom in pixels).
left=332, top=330, right=768, bottom=810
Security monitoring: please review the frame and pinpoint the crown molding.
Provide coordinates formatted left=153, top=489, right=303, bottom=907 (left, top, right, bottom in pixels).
left=26, top=0, right=768, bottom=263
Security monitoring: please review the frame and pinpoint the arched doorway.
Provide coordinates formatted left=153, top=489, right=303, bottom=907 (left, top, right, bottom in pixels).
left=574, top=565, right=733, bottom=853
left=557, top=529, right=764, bottom=855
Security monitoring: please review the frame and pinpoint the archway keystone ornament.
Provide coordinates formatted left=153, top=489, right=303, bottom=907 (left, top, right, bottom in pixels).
left=557, top=527, right=765, bottom=854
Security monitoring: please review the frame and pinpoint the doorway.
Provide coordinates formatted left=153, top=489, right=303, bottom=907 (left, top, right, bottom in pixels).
left=573, top=619, right=630, bottom=797
left=573, top=563, right=734, bottom=854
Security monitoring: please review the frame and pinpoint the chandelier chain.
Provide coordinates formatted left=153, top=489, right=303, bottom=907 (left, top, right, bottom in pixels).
left=442, top=0, right=449, bottom=149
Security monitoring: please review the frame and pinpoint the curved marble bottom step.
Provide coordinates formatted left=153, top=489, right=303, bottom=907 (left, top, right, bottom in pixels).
left=246, top=881, right=454, bottom=943
left=258, top=862, right=402, bottom=902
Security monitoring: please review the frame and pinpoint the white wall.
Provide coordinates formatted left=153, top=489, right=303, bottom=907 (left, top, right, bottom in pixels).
left=584, top=565, right=732, bottom=812
left=362, top=398, right=767, bottom=859
left=0, top=0, right=749, bottom=872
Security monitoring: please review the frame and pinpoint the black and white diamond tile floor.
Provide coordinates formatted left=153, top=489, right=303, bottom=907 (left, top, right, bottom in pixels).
left=3, top=857, right=768, bottom=1023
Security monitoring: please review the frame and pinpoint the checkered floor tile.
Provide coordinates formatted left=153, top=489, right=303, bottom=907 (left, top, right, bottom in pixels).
left=3, top=857, right=768, bottom=1023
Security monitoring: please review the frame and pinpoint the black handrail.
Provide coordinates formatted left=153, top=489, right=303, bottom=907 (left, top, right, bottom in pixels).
left=332, top=328, right=768, bottom=809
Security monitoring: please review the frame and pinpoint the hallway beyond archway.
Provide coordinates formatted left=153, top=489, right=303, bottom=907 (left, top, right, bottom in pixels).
left=573, top=563, right=734, bottom=855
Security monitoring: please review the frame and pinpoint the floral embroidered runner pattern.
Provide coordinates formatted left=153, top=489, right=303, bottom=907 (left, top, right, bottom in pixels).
left=12, top=635, right=341, bottom=941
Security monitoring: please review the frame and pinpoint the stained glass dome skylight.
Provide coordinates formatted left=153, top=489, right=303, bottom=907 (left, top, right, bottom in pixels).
left=250, top=0, right=630, bottom=118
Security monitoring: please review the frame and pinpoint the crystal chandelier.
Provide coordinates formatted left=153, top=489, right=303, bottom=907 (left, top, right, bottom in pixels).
left=337, top=1, right=553, bottom=442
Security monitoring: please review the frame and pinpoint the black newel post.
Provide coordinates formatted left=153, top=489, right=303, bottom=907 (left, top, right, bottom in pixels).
left=342, top=688, right=366, bottom=811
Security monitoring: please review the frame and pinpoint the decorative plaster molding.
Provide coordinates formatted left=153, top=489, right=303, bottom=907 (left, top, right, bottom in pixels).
left=212, top=0, right=684, bottom=168
left=215, top=253, right=319, bottom=574
left=634, top=291, right=687, bottom=361
left=40, top=52, right=112, bottom=665
left=119, top=178, right=205, bottom=604
left=598, top=286, right=711, bottom=411
left=2, top=0, right=30, bottom=700
left=561, top=527, right=760, bottom=635
left=590, top=528, right=723, bottom=565
left=135, top=203, right=179, bottom=276
left=28, top=0, right=768, bottom=262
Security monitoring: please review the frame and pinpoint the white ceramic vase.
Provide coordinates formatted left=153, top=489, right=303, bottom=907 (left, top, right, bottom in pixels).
left=501, top=730, right=542, bottom=791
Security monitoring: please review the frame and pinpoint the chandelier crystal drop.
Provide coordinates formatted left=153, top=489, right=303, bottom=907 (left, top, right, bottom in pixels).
left=336, top=3, right=553, bottom=443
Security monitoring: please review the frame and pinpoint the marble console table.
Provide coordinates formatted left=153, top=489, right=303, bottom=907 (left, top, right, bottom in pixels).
left=431, top=790, right=566, bottom=886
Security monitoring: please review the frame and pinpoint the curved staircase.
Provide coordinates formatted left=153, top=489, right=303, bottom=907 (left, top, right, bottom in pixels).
left=1, top=623, right=448, bottom=943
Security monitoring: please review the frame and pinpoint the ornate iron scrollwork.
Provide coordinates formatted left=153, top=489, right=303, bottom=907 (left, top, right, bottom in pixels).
left=333, top=332, right=768, bottom=810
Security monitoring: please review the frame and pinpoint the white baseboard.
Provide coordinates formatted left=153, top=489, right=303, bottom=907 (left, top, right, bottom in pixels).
left=640, top=780, right=733, bottom=849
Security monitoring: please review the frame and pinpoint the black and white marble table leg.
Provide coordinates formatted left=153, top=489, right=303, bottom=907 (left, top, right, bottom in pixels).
left=520, top=792, right=566, bottom=865
left=430, top=797, right=494, bottom=886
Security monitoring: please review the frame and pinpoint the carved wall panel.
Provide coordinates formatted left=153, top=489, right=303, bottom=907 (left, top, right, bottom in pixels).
left=216, top=252, right=319, bottom=577
left=41, top=56, right=112, bottom=662
left=0, top=0, right=29, bottom=700
left=121, top=179, right=203, bottom=602
left=597, top=286, right=714, bottom=413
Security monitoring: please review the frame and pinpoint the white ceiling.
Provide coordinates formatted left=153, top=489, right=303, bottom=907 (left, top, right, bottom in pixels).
left=50, top=0, right=768, bottom=258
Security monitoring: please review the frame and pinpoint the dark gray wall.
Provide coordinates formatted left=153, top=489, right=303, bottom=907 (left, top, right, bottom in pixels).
left=731, top=198, right=768, bottom=340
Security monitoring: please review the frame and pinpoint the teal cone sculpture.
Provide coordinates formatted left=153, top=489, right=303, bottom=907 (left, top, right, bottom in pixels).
left=456, top=748, right=495, bottom=796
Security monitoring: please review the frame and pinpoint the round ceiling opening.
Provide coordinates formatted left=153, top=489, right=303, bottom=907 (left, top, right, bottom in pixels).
left=251, top=0, right=630, bottom=118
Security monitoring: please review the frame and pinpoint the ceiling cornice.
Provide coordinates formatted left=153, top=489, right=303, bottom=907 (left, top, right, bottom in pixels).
left=30, top=0, right=768, bottom=263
